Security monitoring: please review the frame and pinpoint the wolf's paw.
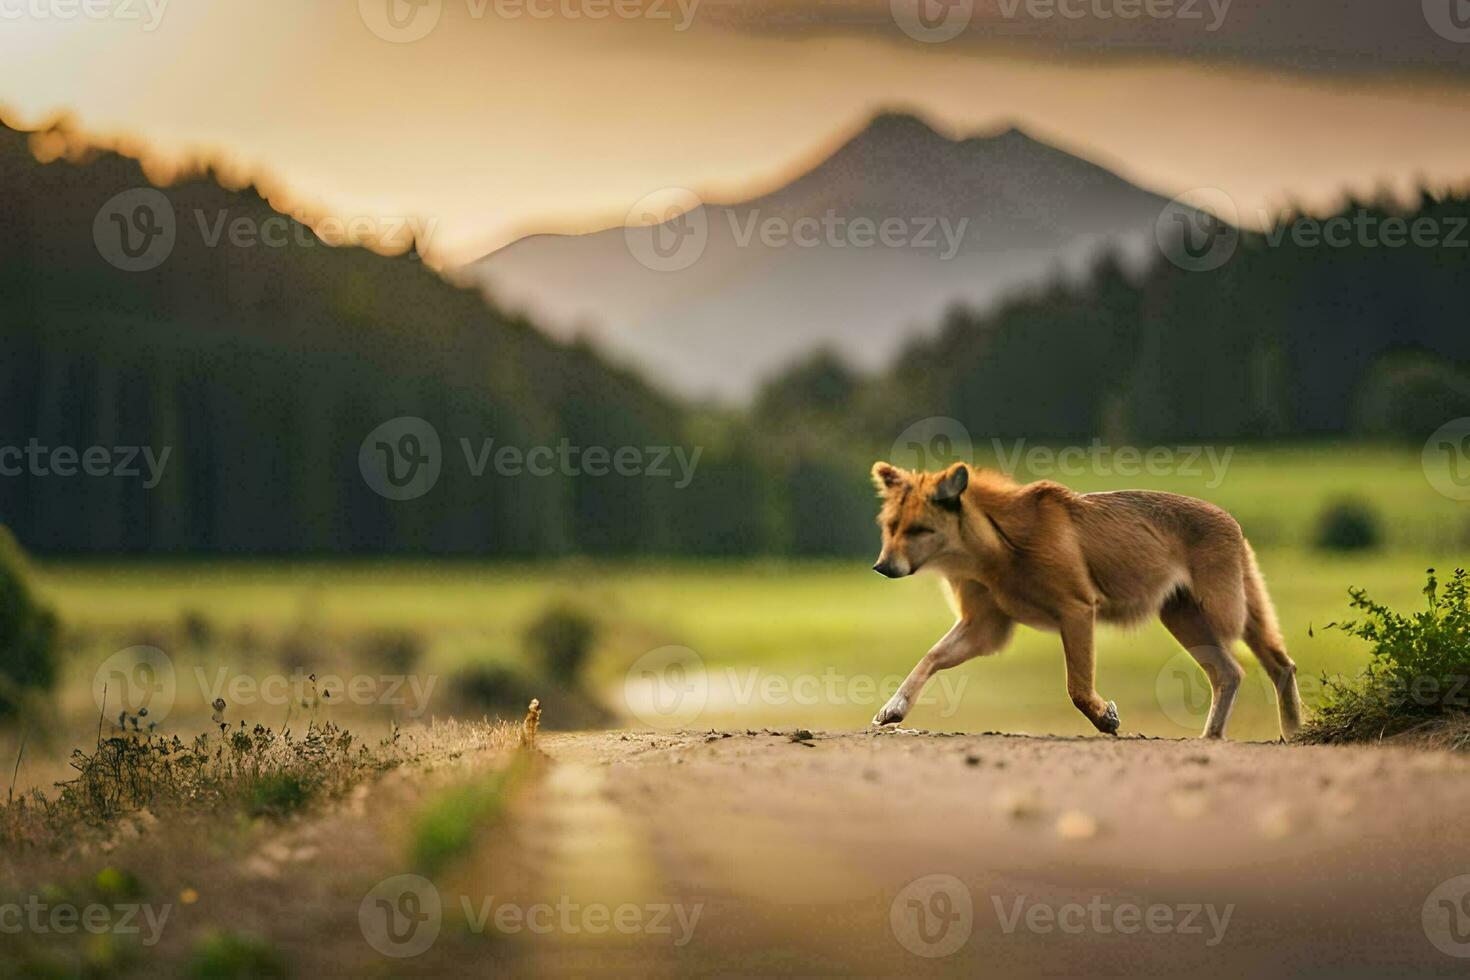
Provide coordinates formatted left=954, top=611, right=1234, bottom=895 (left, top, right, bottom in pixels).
left=1094, top=700, right=1120, bottom=736
left=872, top=694, right=909, bottom=727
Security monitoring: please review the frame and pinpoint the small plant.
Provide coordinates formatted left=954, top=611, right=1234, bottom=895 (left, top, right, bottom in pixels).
left=411, top=757, right=525, bottom=877
left=179, top=609, right=215, bottom=650
left=523, top=602, right=597, bottom=687
left=0, top=525, right=59, bottom=717
left=247, top=772, right=314, bottom=817
left=1312, top=498, right=1381, bottom=553
left=187, top=930, right=287, bottom=979
left=1298, top=568, right=1470, bottom=748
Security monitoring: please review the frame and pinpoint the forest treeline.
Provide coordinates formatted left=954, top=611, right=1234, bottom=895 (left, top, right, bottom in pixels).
left=3, top=119, right=1469, bottom=556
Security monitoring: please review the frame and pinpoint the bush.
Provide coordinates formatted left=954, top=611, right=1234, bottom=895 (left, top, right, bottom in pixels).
left=187, top=930, right=287, bottom=979
left=0, top=526, right=59, bottom=717
left=356, top=628, right=424, bottom=675
left=450, top=662, right=542, bottom=714
left=523, top=603, right=597, bottom=686
left=1298, top=568, right=1470, bottom=748
left=1313, top=498, right=1381, bottom=553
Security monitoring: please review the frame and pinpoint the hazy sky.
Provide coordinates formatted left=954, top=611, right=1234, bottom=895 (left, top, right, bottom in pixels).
left=3, top=0, right=1470, bottom=264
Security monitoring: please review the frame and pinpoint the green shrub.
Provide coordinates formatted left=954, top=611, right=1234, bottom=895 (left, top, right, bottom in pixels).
left=450, top=662, right=541, bottom=713
left=523, top=603, right=597, bottom=686
left=246, top=772, right=314, bottom=817
left=0, top=526, right=59, bottom=717
left=356, top=628, right=424, bottom=675
left=1312, top=498, right=1381, bottom=553
left=1298, top=568, right=1470, bottom=747
left=187, top=930, right=287, bottom=979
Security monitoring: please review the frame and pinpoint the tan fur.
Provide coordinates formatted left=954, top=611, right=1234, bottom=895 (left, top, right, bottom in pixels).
left=869, top=461, right=1301, bottom=740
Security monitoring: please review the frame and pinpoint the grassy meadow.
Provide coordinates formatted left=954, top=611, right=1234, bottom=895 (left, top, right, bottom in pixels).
left=5, top=443, right=1464, bottom=797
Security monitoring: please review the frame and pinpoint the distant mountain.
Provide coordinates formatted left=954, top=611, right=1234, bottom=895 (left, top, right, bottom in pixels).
left=471, top=111, right=1174, bottom=401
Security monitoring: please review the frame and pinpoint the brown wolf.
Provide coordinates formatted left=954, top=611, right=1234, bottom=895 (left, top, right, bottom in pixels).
left=869, top=461, right=1302, bottom=740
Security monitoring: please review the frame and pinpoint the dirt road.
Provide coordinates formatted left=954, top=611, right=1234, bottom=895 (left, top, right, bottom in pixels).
left=509, top=729, right=1470, bottom=977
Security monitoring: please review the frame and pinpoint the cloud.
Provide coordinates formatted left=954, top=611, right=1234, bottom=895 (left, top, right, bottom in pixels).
left=699, top=0, right=1470, bottom=80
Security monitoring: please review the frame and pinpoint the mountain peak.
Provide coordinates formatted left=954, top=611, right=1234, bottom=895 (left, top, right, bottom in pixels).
left=840, top=110, right=952, bottom=155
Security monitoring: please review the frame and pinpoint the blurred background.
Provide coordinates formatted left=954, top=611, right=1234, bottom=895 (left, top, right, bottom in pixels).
left=2, top=0, right=1470, bottom=765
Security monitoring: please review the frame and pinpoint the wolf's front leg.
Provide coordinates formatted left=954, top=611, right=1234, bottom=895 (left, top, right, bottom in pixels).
left=873, top=583, right=1014, bottom=726
left=1060, top=610, right=1119, bottom=735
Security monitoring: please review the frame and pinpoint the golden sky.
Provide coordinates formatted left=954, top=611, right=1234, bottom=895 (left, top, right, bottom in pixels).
left=3, top=0, right=1470, bottom=265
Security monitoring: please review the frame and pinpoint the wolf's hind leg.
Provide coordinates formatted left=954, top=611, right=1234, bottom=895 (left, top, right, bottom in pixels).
left=1241, top=546, right=1303, bottom=739
left=1160, top=594, right=1245, bottom=739
left=873, top=581, right=1012, bottom=726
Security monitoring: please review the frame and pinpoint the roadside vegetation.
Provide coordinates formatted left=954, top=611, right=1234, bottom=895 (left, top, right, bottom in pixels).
left=1298, top=568, right=1470, bottom=749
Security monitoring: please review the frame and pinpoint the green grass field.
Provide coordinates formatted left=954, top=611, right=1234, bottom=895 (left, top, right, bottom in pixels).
left=20, top=549, right=1443, bottom=745
left=9, top=442, right=1464, bottom=756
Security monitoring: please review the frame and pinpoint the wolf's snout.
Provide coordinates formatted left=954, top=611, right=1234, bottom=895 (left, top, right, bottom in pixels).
left=872, top=559, right=902, bottom=578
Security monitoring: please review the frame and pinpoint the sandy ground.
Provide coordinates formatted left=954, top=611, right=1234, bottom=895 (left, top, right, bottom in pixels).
left=12, top=726, right=1470, bottom=976
left=511, top=729, right=1470, bottom=978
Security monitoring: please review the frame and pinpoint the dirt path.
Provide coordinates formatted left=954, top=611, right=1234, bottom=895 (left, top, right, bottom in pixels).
left=523, top=729, right=1470, bottom=977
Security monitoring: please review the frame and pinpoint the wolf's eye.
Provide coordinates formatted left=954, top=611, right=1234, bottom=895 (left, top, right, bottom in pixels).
left=906, top=525, right=934, bottom=537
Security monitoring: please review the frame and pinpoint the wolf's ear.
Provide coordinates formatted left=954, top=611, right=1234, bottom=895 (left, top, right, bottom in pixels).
left=932, top=463, right=969, bottom=507
left=871, top=461, right=906, bottom=493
